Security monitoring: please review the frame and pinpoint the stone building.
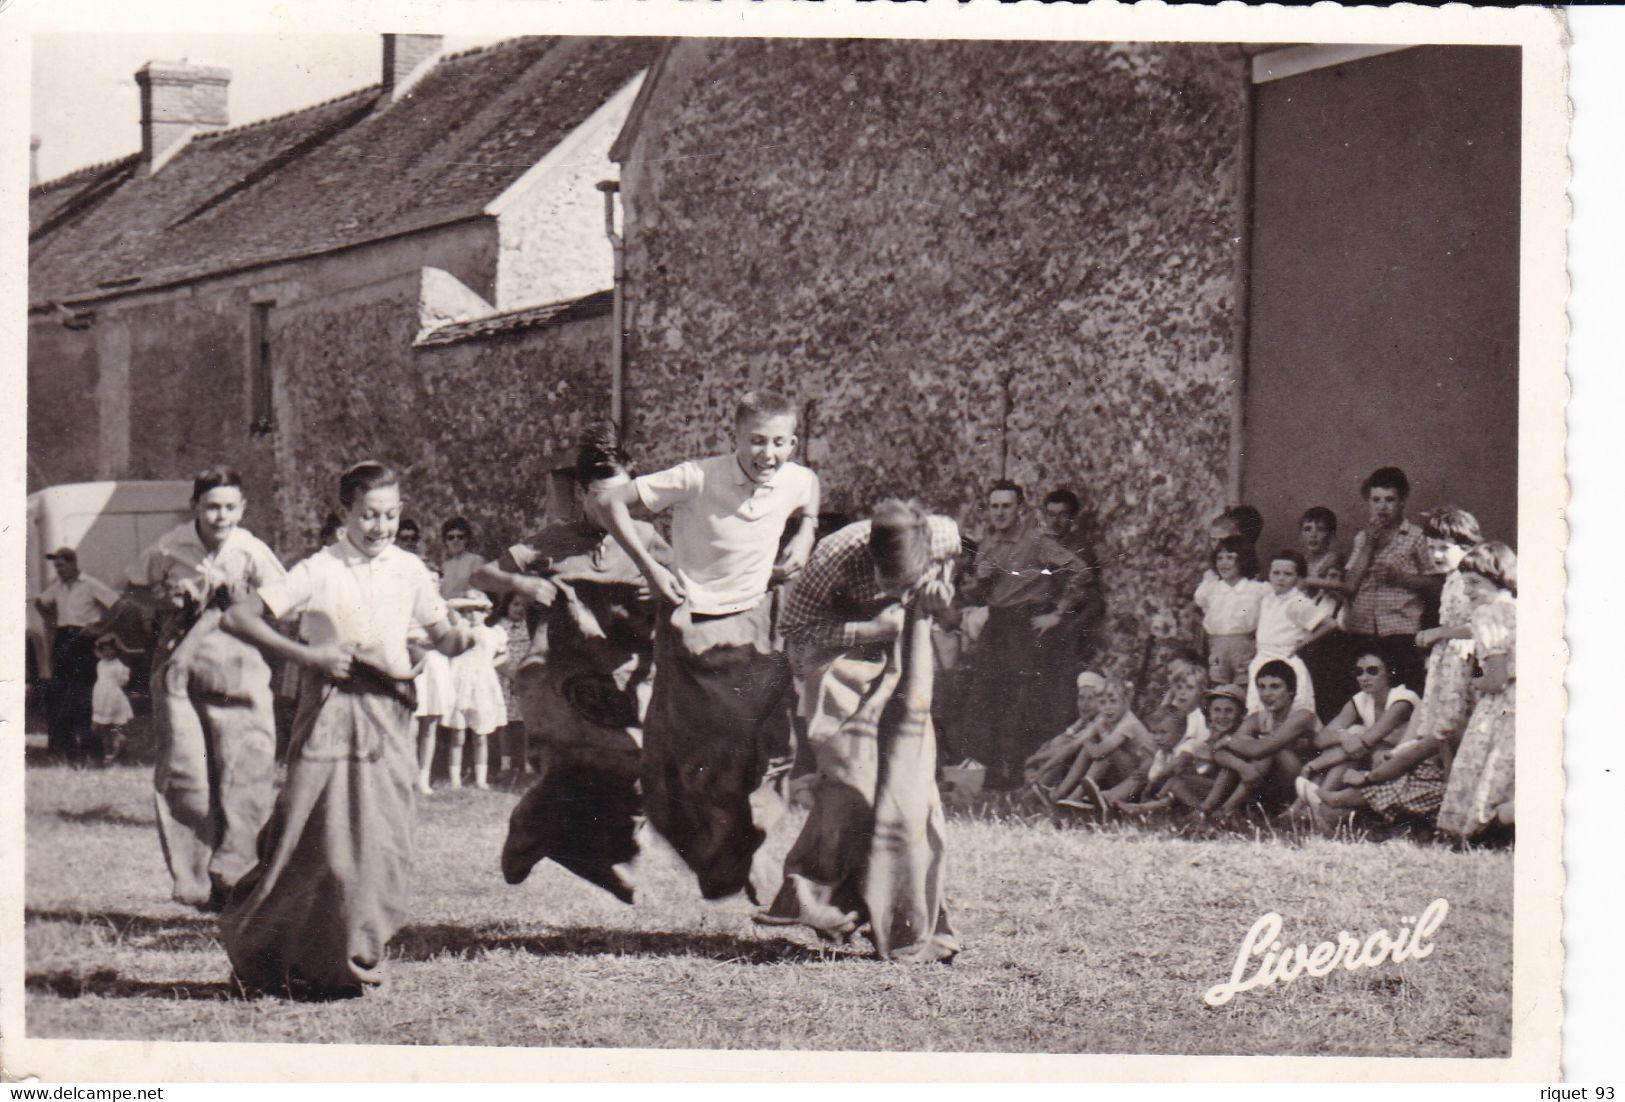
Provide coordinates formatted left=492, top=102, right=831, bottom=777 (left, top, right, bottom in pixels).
left=609, top=40, right=1519, bottom=653
left=29, top=35, right=659, bottom=554
left=29, top=37, right=1519, bottom=655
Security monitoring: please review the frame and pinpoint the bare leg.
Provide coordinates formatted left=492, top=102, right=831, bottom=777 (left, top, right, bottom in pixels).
left=416, top=717, right=438, bottom=795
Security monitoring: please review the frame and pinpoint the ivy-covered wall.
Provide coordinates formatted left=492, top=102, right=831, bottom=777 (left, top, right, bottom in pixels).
left=619, top=39, right=1248, bottom=660
left=270, top=273, right=612, bottom=561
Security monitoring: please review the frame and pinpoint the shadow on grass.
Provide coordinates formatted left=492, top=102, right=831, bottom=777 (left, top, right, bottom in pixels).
left=391, top=922, right=835, bottom=965
left=55, top=804, right=154, bottom=829
left=25, top=908, right=222, bottom=952
left=26, top=968, right=238, bottom=1001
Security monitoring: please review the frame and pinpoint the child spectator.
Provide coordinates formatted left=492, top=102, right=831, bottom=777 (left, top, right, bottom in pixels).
left=1406, top=508, right=1485, bottom=750
left=438, top=517, right=484, bottom=600
left=1299, top=649, right=1420, bottom=793
left=1245, top=550, right=1336, bottom=716
left=1145, top=683, right=1246, bottom=811
left=444, top=591, right=507, bottom=790
left=1436, top=542, right=1517, bottom=841
left=221, top=460, right=476, bottom=997
left=1024, top=670, right=1106, bottom=792
left=1296, top=507, right=1342, bottom=593
left=1052, top=676, right=1154, bottom=815
left=91, top=633, right=134, bottom=764
left=1203, top=659, right=1319, bottom=816
left=496, top=592, right=535, bottom=776
left=1194, top=535, right=1269, bottom=686
left=411, top=564, right=455, bottom=797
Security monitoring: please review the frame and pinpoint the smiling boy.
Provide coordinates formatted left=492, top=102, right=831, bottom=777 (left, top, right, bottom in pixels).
left=589, top=391, right=820, bottom=899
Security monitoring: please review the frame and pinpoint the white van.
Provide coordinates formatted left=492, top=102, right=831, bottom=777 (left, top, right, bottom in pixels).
left=25, top=481, right=193, bottom=701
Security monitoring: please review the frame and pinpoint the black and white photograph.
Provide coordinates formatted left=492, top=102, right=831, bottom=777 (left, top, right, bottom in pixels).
left=3, top=0, right=1572, bottom=1082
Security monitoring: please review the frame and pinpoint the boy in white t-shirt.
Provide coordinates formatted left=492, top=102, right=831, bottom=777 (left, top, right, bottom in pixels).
left=590, top=392, right=820, bottom=900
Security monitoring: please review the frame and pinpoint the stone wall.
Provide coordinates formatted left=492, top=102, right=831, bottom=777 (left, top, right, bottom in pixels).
left=618, top=39, right=1249, bottom=660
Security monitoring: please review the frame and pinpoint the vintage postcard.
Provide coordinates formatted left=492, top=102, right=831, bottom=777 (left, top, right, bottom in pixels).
left=1, top=0, right=1570, bottom=1083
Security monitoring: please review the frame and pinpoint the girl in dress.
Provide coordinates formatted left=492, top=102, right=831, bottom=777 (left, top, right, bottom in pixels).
left=1195, top=535, right=1269, bottom=686
left=443, top=591, right=507, bottom=790
left=496, top=593, right=534, bottom=776
left=1298, top=649, right=1420, bottom=794
left=1406, top=508, right=1484, bottom=750
left=1436, top=541, right=1518, bottom=840
left=221, top=461, right=475, bottom=998
left=411, top=565, right=456, bottom=797
left=91, top=633, right=134, bottom=764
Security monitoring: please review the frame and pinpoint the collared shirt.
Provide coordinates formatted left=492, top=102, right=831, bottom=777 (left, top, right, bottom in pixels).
left=38, top=573, right=120, bottom=628
left=634, top=453, right=818, bottom=615
left=1194, top=572, right=1270, bottom=636
left=128, top=522, right=285, bottom=607
left=1346, top=519, right=1432, bottom=636
left=1254, top=587, right=1328, bottom=660
left=968, top=520, right=1087, bottom=612
left=780, top=515, right=962, bottom=650
left=258, top=534, right=447, bottom=680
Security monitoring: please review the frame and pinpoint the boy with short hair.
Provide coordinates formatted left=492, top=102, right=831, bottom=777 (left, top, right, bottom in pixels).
left=590, top=391, right=820, bottom=900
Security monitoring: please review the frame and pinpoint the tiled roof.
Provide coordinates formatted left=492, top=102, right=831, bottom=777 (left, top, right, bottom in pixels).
left=28, top=36, right=660, bottom=308
left=415, top=288, right=613, bottom=346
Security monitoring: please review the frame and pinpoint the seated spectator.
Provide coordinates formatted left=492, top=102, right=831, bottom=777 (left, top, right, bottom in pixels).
left=1024, top=670, right=1106, bottom=791
left=1140, top=683, right=1247, bottom=811
left=1202, top=660, right=1319, bottom=817
left=1299, top=649, right=1420, bottom=793
left=1050, top=675, right=1154, bottom=815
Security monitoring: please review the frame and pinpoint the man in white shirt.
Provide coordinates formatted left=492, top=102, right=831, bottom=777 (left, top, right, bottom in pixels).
left=36, top=547, right=120, bottom=764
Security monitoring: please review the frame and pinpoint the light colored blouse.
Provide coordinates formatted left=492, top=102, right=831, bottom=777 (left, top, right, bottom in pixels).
left=1195, top=572, right=1270, bottom=636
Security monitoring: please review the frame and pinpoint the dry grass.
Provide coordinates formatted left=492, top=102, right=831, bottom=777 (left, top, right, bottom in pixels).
left=23, top=749, right=1512, bottom=1055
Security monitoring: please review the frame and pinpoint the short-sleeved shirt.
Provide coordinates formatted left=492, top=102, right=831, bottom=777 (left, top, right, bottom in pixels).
left=258, top=535, right=447, bottom=680
left=1194, top=572, right=1270, bottom=636
left=780, top=515, right=962, bottom=651
left=1254, top=588, right=1328, bottom=659
left=129, top=522, right=285, bottom=607
left=1346, top=519, right=1432, bottom=637
left=1351, top=686, right=1423, bottom=729
left=38, top=574, right=121, bottom=628
left=633, top=453, right=818, bottom=615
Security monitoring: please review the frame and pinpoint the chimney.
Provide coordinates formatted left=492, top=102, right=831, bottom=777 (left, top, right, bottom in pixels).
left=31, top=135, right=40, bottom=186
left=136, top=59, right=230, bottom=175
left=382, top=35, right=443, bottom=101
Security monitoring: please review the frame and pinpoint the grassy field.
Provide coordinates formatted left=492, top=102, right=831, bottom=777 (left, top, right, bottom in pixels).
left=22, top=743, right=1512, bottom=1056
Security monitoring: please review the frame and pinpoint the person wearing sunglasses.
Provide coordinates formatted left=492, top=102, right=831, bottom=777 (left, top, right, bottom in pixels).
left=395, top=518, right=422, bottom=557
left=437, top=517, right=484, bottom=600
left=1296, top=649, right=1420, bottom=798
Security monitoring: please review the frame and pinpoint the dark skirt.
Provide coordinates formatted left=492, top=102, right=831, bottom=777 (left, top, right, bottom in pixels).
left=641, top=601, right=792, bottom=901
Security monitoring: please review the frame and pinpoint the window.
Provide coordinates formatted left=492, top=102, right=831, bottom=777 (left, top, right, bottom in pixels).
left=249, top=301, right=274, bottom=435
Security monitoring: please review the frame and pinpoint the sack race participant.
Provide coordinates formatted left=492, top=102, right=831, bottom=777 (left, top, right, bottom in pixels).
left=220, top=461, right=475, bottom=998
left=755, top=501, right=961, bottom=962
left=590, top=392, right=819, bottom=901
left=127, top=467, right=286, bottom=910
left=476, top=439, right=672, bottom=902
